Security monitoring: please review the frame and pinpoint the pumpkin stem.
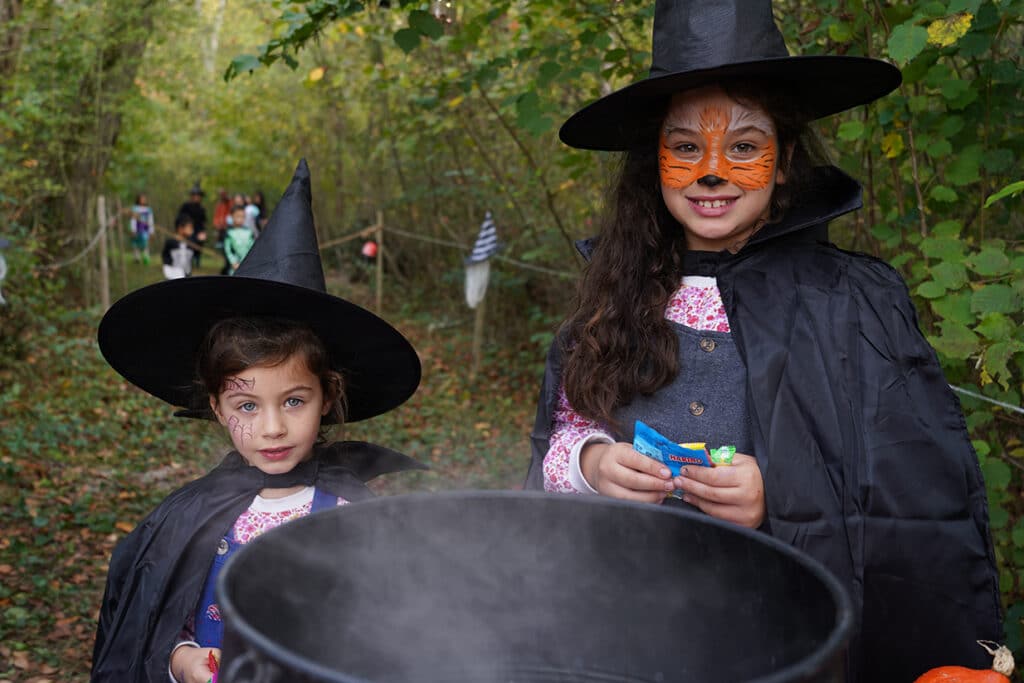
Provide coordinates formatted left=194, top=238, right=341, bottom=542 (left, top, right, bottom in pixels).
left=977, top=640, right=1015, bottom=677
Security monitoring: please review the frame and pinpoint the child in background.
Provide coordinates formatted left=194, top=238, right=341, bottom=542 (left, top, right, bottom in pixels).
left=161, top=214, right=196, bottom=280
left=524, top=1, right=1001, bottom=680
left=130, top=194, right=154, bottom=264
left=91, top=160, right=423, bottom=683
left=243, top=194, right=261, bottom=235
left=223, top=205, right=256, bottom=275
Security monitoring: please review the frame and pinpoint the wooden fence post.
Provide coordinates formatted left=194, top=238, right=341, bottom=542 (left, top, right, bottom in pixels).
left=115, top=196, right=128, bottom=296
left=375, top=210, right=384, bottom=315
left=97, top=195, right=110, bottom=312
left=470, top=290, right=486, bottom=380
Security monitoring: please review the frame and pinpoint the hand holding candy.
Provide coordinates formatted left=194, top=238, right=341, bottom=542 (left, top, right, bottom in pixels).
left=580, top=441, right=675, bottom=503
left=169, top=646, right=221, bottom=683
left=673, top=452, right=765, bottom=528
left=208, top=650, right=219, bottom=683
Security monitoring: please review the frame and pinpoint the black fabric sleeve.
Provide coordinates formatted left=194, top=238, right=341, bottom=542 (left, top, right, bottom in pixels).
left=524, top=337, right=565, bottom=490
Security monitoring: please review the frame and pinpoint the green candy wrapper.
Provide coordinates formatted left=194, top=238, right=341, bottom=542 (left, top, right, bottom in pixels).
left=709, top=445, right=736, bottom=466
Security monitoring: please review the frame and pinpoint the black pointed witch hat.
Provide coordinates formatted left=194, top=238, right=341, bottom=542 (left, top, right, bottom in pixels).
left=99, top=159, right=420, bottom=423
left=560, top=0, right=902, bottom=151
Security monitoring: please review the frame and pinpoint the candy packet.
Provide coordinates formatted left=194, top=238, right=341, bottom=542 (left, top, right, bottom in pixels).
left=632, top=420, right=712, bottom=475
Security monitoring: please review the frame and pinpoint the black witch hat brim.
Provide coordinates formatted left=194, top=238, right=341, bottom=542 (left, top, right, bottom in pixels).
left=560, top=55, right=902, bottom=151
left=97, top=276, right=421, bottom=423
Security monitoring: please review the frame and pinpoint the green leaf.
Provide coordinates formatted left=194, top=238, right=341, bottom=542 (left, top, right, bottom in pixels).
left=975, top=313, right=1013, bottom=341
left=940, top=79, right=970, bottom=101
left=225, top=54, right=262, bottom=81
left=945, top=144, right=983, bottom=186
left=930, top=320, right=979, bottom=358
left=938, top=115, right=964, bottom=138
left=981, top=459, right=1012, bottom=490
left=972, top=439, right=991, bottom=457
left=971, top=284, right=1020, bottom=314
left=926, top=138, right=953, bottom=159
left=932, top=220, right=962, bottom=238
left=930, top=261, right=968, bottom=289
left=887, top=23, right=929, bottom=64
left=828, top=21, right=854, bottom=43
left=929, top=185, right=958, bottom=202
left=393, top=28, right=421, bottom=53
left=837, top=120, right=865, bottom=141
left=537, top=60, right=561, bottom=87
left=871, top=223, right=896, bottom=241
left=984, top=181, right=1024, bottom=208
left=917, top=281, right=947, bottom=298
left=931, top=291, right=974, bottom=325
left=982, top=149, right=1014, bottom=174
left=948, top=0, right=982, bottom=14
left=408, top=10, right=444, bottom=39
left=968, top=248, right=1011, bottom=277
left=920, top=236, right=965, bottom=260
left=957, top=31, right=991, bottom=58
left=925, top=63, right=953, bottom=88
left=946, top=85, right=978, bottom=110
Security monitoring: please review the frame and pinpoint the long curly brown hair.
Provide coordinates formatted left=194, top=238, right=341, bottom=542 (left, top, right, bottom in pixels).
left=562, top=80, right=822, bottom=428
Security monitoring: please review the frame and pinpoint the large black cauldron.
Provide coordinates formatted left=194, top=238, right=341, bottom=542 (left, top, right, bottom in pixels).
left=218, top=492, right=851, bottom=683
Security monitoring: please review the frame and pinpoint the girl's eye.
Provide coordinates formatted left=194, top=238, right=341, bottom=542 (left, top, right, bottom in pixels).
left=733, top=142, right=756, bottom=154
left=674, top=142, right=699, bottom=154
left=285, top=397, right=304, bottom=408
left=239, top=402, right=257, bottom=413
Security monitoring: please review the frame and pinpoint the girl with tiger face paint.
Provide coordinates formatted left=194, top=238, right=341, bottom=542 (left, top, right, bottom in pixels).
left=659, top=85, right=784, bottom=253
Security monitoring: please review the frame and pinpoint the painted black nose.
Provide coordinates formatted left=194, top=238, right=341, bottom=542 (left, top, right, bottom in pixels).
left=697, top=174, right=726, bottom=187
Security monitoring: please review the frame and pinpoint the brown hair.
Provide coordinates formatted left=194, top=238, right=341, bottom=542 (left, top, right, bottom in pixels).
left=562, top=79, right=825, bottom=428
left=196, top=317, right=346, bottom=427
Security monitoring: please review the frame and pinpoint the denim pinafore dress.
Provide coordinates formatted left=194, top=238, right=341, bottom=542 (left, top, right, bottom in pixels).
left=193, top=487, right=338, bottom=648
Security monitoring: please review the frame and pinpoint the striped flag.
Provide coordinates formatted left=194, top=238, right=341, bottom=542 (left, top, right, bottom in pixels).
left=465, top=211, right=500, bottom=264
left=465, top=212, right=500, bottom=308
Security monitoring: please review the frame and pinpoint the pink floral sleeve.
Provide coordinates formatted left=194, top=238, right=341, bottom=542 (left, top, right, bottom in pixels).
left=542, top=386, right=612, bottom=493
left=543, top=279, right=731, bottom=494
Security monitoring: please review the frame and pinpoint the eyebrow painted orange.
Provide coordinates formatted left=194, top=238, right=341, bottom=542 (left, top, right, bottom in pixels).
left=659, top=104, right=777, bottom=191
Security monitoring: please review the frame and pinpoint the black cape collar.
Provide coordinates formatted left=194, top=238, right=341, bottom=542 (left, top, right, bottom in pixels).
left=575, top=165, right=863, bottom=277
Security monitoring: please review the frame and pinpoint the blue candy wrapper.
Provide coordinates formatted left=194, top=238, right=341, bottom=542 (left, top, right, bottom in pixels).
left=632, top=420, right=712, bottom=475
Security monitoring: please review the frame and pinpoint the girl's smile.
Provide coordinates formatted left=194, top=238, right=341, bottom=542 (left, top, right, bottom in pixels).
left=686, top=195, right=740, bottom=217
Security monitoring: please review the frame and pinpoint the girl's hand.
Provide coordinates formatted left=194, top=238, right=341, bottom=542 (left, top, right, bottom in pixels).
left=170, top=645, right=221, bottom=683
left=673, top=452, right=765, bottom=528
left=580, top=441, right=674, bottom=503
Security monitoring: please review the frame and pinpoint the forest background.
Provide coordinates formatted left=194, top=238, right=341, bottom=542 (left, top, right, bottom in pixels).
left=0, top=0, right=1022, bottom=679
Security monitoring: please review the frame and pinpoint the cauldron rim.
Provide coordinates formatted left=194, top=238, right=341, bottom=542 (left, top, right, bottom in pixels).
left=217, top=490, right=854, bottom=683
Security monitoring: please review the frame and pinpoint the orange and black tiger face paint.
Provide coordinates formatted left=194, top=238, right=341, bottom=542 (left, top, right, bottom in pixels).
left=659, top=99, right=778, bottom=192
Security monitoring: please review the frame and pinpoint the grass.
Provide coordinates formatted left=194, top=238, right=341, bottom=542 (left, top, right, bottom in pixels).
left=0, top=254, right=542, bottom=682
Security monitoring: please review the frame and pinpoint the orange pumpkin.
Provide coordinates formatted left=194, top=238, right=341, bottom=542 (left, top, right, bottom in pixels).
left=914, top=641, right=1014, bottom=683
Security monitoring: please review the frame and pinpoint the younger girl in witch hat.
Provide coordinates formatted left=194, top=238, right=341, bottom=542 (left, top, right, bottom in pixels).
left=524, top=1, right=1002, bottom=680
left=91, top=159, right=423, bottom=683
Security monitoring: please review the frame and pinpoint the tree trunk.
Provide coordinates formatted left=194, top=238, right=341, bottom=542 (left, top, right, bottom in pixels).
left=58, top=0, right=161, bottom=289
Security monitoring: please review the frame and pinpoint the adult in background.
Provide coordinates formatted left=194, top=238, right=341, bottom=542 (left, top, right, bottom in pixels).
left=212, top=189, right=232, bottom=241
left=524, top=1, right=1002, bottom=681
left=177, top=182, right=208, bottom=269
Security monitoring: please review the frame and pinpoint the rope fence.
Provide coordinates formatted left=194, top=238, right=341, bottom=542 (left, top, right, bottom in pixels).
left=13, top=198, right=1024, bottom=415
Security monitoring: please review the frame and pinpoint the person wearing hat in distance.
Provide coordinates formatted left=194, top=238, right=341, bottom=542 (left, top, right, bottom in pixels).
left=177, top=181, right=208, bottom=269
left=524, top=1, right=1001, bottom=680
left=91, top=160, right=424, bottom=683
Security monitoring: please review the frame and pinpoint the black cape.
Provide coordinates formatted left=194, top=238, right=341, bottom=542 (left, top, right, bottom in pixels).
left=91, top=441, right=426, bottom=683
left=524, top=167, right=1002, bottom=682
